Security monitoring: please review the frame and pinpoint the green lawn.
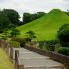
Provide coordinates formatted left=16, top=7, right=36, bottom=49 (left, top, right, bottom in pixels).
left=17, top=9, right=69, bottom=41
left=0, top=48, right=15, bottom=69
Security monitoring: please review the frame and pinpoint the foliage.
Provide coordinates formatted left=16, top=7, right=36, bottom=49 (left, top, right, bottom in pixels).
left=57, top=24, right=69, bottom=47
left=25, top=31, right=36, bottom=41
left=23, top=12, right=46, bottom=24
left=38, top=40, right=57, bottom=51
left=3, top=9, right=20, bottom=26
left=38, top=41, right=44, bottom=49
left=12, top=38, right=28, bottom=47
left=0, top=31, right=9, bottom=40
left=45, top=40, right=57, bottom=51
left=0, top=11, right=11, bottom=33
left=58, top=47, right=69, bottom=56
left=23, top=13, right=32, bottom=24
left=9, top=41, right=20, bottom=48
left=0, top=9, right=21, bottom=33
left=10, top=28, right=20, bottom=38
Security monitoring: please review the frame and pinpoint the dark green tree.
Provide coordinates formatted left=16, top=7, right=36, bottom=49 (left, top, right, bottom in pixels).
left=23, top=12, right=46, bottom=24
left=23, top=13, right=32, bottom=23
left=57, top=24, right=69, bottom=47
left=3, top=9, right=20, bottom=26
left=0, top=11, right=11, bottom=33
left=37, top=12, right=46, bottom=18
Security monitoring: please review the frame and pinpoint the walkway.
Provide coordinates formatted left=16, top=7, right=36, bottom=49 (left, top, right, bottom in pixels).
left=13, top=48, right=64, bottom=69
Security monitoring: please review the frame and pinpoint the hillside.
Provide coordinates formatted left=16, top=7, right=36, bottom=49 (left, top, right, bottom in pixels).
left=17, top=9, right=69, bottom=41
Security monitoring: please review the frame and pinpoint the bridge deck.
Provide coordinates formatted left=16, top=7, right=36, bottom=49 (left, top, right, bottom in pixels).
left=14, top=48, right=64, bottom=69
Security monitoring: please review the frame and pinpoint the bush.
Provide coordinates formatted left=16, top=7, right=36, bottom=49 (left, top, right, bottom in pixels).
left=58, top=47, right=69, bottom=56
left=11, top=37, right=29, bottom=47
left=9, top=41, right=20, bottom=48
left=46, top=40, right=58, bottom=51
left=38, top=40, right=57, bottom=51
left=38, top=41, right=44, bottom=49
left=25, top=31, right=36, bottom=42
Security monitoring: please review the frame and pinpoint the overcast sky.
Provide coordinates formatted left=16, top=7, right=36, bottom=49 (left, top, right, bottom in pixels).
left=0, top=0, right=69, bottom=20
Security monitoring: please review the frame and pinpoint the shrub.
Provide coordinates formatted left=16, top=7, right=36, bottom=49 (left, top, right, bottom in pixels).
left=25, top=31, right=36, bottom=42
left=38, top=41, right=44, bottom=49
left=10, top=28, right=20, bottom=39
left=9, top=41, right=20, bottom=48
left=58, top=47, right=69, bottom=56
left=46, top=40, right=58, bottom=51
left=38, top=40, right=57, bottom=51
left=11, top=37, right=29, bottom=47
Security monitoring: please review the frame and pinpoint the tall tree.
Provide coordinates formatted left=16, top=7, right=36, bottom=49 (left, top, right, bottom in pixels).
left=57, top=24, right=69, bottom=47
left=23, top=13, right=32, bottom=24
left=3, top=9, right=20, bottom=26
left=0, top=11, right=11, bottom=33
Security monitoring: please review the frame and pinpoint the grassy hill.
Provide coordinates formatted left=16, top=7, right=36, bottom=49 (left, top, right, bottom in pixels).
left=17, top=9, right=69, bottom=41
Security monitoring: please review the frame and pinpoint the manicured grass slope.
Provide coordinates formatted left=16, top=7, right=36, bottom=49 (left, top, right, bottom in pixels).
left=0, top=48, right=14, bottom=69
left=18, top=9, right=69, bottom=41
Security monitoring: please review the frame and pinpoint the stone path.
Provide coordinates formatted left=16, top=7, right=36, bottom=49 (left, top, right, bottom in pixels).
left=13, top=48, right=64, bottom=69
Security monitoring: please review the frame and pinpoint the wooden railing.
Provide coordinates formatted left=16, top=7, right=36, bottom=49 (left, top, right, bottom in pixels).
left=15, top=50, right=24, bottom=69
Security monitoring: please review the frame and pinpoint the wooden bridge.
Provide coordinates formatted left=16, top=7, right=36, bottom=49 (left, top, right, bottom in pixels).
left=0, top=40, right=69, bottom=69
left=13, top=48, right=64, bottom=69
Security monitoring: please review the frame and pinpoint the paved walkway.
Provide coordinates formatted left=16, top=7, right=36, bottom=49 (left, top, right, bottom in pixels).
left=13, top=48, right=64, bottom=69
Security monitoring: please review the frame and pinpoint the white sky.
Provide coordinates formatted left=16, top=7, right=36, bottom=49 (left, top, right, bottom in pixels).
left=0, top=0, right=69, bottom=20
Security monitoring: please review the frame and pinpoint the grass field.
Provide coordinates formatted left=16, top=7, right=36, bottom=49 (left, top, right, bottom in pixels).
left=0, top=48, right=15, bottom=69
left=17, top=9, right=69, bottom=41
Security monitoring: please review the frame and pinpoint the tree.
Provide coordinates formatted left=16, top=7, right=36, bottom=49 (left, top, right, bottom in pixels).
left=3, top=9, right=20, bottom=26
left=0, top=11, right=11, bottom=33
left=25, top=31, right=36, bottom=42
left=37, top=12, right=46, bottom=18
left=23, top=13, right=32, bottom=24
left=10, top=28, right=20, bottom=39
left=57, top=24, right=69, bottom=47
left=23, top=12, right=46, bottom=24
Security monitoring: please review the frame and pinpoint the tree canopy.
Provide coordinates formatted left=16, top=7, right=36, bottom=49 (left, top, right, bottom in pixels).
left=0, top=11, right=11, bottom=33
left=3, top=9, right=20, bottom=26
left=23, top=12, right=46, bottom=24
left=57, top=24, right=69, bottom=47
